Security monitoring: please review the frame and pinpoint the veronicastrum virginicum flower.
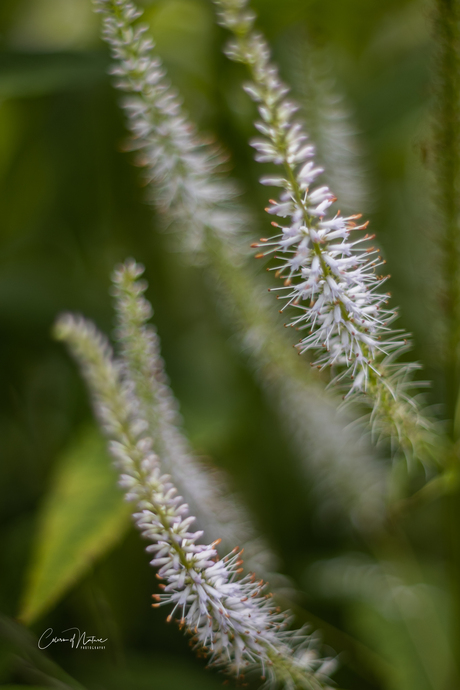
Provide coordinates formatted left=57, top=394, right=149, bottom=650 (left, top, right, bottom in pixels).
left=212, top=0, right=442, bottom=468
left=92, top=0, right=299, bottom=578
left=54, top=263, right=336, bottom=689
left=213, top=0, right=405, bottom=393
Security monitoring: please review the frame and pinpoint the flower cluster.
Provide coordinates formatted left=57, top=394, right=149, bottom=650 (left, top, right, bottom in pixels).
left=93, top=0, right=246, bottom=254
left=211, top=0, right=443, bottom=468
left=54, top=267, right=335, bottom=688
left=92, top=0, right=393, bottom=519
left=91, top=0, right=292, bottom=575
left=213, top=0, right=407, bottom=392
left=112, top=260, right=283, bottom=580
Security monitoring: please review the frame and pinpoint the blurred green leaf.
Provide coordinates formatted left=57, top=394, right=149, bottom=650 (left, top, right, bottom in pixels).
left=0, top=615, right=86, bottom=690
left=349, top=602, right=429, bottom=690
left=19, top=427, right=131, bottom=625
left=0, top=52, right=108, bottom=99
left=348, top=587, right=454, bottom=690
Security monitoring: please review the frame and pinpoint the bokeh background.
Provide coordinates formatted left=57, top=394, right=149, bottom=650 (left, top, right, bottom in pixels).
left=0, top=0, right=451, bottom=689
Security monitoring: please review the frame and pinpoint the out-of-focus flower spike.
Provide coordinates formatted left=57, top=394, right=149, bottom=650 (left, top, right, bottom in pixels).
left=287, top=34, right=372, bottom=215
left=92, top=0, right=246, bottom=255
left=110, top=258, right=284, bottom=582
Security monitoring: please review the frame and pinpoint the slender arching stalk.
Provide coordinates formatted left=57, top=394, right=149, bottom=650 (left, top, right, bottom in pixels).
left=433, top=0, right=460, bottom=678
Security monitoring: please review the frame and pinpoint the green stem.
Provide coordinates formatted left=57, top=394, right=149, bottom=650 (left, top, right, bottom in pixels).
left=435, top=0, right=460, bottom=419
left=434, top=0, right=460, bottom=678
left=369, top=527, right=457, bottom=690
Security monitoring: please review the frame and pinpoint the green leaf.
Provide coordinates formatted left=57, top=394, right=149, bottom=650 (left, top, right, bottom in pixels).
left=19, top=427, right=131, bottom=625
left=347, top=587, right=455, bottom=690
left=0, top=615, right=86, bottom=689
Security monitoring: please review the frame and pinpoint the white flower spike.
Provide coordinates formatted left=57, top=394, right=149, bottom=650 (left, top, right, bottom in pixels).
left=213, top=0, right=407, bottom=394
left=111, top=259, right=285, bottom=582
left=54, top=272, right=336, bottom=688
left=211, top=0, right=442, bottom=469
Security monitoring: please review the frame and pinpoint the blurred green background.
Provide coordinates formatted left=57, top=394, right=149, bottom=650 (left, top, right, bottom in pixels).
left=0, top=0, right=451, bottom=689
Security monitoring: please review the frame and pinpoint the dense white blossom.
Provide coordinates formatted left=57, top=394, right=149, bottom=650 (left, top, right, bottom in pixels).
left=54, top=292, right=336, bottom=688
left=209, top=0, right=442, bottom=468
left=213, top=0, right=408, bottom=393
